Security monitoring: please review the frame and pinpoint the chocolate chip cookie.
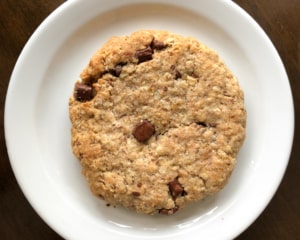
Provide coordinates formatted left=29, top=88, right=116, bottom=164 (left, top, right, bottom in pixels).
left=69, top=30, right=246, bottom=215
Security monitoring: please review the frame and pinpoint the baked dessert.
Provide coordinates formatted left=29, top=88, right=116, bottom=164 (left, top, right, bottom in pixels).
left=69, top=30, right=246, bottom=215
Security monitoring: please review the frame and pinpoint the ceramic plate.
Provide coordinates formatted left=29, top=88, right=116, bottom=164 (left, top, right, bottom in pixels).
left=5, top=0, right=294, bottom=239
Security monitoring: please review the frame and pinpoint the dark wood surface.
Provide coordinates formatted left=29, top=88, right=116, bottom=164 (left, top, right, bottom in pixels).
left=0, top=0, right=299, bottom=239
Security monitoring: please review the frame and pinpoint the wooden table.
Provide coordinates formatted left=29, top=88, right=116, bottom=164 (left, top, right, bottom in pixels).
left=0, top=1, right=299, bottom=239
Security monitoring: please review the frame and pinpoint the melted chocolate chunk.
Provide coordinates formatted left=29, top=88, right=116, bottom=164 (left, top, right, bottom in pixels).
left=74, top=82, right=93, bottom=102
left=133, top=120, right=155, bottom=143
left=135, top=47, right=153, bottom=63
left=175, top=70, right=182, bottom=79
left=170, top=65, right=182, bottom=80
left=196, top=122, right=207, bottom=127
left=168, top=178, right=184, bottom=199
left=132, top=192, right=141, bottom=197
left=151, top=39, right=167, bottom=50
left=109, top=64, right=124, bottom=77
left=159, top=206, right=179, bottom=215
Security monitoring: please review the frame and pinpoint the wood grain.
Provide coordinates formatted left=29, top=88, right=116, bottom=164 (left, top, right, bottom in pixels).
left=0, top=0, right=299, bottom=239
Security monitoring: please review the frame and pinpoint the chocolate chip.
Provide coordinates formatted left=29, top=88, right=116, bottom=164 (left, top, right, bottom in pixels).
left=132, top=191, right=141, bottom=197
left=170, top=65, right=181, bottom=79
left=159, top=206, right=179, bottom=215
left=135, top=47, right=153, bottom=63
left=151, top=39, right=167, bottom=50
left=175, top=70, right=182, bottom=79
left=109, top=64, right=123, bottom=77
left=74, top=82, right=93, bottom=102
left=196, top=122, right=207, bottom=127
left=133, top=120, right=155, bottom=143
left=85, top=76, right=97, bottom=85
left=168, top=178, right=184, bottom=199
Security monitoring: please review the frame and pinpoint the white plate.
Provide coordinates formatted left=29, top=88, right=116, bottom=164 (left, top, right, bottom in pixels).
left=5, top=0, right=294, bottom=239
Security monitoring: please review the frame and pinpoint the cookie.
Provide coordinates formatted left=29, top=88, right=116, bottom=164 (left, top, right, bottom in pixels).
left=69, top=30, right=246, bottom=215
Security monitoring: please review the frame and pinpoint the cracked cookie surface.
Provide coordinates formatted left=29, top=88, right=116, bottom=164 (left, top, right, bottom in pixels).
left=69, top=30, right=246, bottom=215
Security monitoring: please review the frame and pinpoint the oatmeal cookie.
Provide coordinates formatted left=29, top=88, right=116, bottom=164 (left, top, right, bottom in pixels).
left=69, top=30, right=246, bottom=215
